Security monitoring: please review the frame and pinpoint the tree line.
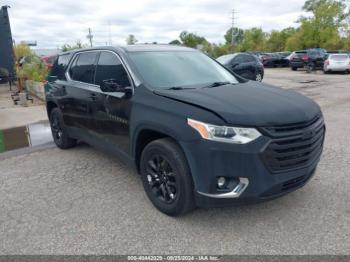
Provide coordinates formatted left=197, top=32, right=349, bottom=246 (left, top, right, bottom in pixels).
left=169, top=0, right=350, bottom=57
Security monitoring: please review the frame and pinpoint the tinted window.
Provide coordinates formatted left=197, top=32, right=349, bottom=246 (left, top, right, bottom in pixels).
left=70, top=52, right=98, bottom=84
left=330, top=54, right=349, bottom=61
left=51, top=54, right=71, bottom=80
left=217, top=54, right=234, bottom=65
left=245, top=55, right=256, bottom=62
left=233, top=55, right=246, bottom=63
left=94, top=52, right=131, bottom=87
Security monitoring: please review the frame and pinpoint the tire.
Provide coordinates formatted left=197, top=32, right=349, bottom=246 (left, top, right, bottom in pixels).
left=49, top=108, right=77, bottom=149
left=140, top=138, right=195, bottom=216
left=255, top=72, right=263, bottom=82
left=291, top=67, right=297, bottom=71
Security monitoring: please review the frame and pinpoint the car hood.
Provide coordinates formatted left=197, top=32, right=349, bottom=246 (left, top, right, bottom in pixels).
left=154, top=82, right=321, bottom=126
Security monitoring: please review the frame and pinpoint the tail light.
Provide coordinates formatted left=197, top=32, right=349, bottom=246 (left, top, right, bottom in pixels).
left=301, top=55, right=309, bottom=62
left=325, top=60, right=330, bottom=66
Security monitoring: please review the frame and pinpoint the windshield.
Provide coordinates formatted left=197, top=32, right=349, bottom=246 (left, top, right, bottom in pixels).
left=129, top=51, right=239, bottom=89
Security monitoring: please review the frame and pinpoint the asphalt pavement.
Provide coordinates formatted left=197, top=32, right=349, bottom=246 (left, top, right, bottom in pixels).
left=0, top=69, right=349, bottom=255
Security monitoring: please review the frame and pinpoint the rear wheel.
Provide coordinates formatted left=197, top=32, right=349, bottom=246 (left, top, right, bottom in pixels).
left=50, top=108, right=77, bottom=149
left=291, top=67, right=297, bottom=71
left=140, top=138, right=195, bottom=216
left=255, top=72, right=263, bottom=82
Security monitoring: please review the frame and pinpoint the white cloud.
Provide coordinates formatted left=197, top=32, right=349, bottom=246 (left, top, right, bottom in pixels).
left=1, top=0, right=307, bottom=48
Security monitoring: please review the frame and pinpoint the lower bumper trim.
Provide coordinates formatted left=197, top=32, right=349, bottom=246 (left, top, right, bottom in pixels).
left=197, top=177, right=249, bottom=199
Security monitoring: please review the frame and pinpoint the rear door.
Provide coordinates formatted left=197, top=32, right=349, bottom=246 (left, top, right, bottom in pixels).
left=62, top=51, right=99, bottom=131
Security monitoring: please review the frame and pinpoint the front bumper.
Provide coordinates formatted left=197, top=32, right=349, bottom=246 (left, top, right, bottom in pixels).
left=180, top=135, right=321, bottom=208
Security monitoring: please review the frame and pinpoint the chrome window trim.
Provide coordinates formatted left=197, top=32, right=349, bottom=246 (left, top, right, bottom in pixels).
left=65, top=49, right=135, bottom=92
left=65, top=50, right=99, bottom=88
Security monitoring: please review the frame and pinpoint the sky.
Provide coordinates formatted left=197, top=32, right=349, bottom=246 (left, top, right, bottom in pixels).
left=1, top=0, right=308, bottom=48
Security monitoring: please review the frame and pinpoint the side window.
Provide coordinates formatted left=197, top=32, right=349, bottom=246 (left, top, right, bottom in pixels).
left=232, top=55, right=244, bottom=64
left=70, top=52, right=98, bottom=84
left=245, top=55, right=256, bottom=62
left=94, top=52, right=131, bottom=88
left=51, top=54, right=71, bottom=80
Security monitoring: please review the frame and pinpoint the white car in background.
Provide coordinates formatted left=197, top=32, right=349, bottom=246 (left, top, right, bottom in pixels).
left=323, top=53, right=350, bottom=73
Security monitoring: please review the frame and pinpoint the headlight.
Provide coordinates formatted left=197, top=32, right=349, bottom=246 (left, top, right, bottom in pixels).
left=187, top=118, right=261, bottom=144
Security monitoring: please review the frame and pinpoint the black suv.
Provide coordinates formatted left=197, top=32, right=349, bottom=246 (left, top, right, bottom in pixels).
left=290, top=50, right=326, bottom=71
left=46, top=45, right=325, bottom=216
left=216, top=53, right=264, bottom=82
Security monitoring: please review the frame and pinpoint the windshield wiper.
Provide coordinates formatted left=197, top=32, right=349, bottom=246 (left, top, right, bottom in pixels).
left=203, top=81, right=231, bottom=88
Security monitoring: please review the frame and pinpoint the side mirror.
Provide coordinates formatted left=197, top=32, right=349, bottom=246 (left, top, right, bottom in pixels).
left=100, top=79, right=132, bottom=97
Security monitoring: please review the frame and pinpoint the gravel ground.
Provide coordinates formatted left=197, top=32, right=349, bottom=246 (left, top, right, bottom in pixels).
left=0, top=68, right=349, bottom=255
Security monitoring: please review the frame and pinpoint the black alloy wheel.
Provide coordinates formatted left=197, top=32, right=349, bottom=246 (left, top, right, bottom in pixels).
left=140, top=138, right=195, bottom=216
left=146, top=154, right=178, bottom=204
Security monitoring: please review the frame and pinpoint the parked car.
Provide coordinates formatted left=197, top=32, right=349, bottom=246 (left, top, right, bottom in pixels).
left=42, top=55, right=57, bottom=70
left=323, top=53, right=350, bottom=73
left=260, top=53, right=290, bottom=67
left=290, top=50, right=326, bottom=71
left=46, top=45, right=325, bottom=216
left=216, top=53, right=264, bottom=81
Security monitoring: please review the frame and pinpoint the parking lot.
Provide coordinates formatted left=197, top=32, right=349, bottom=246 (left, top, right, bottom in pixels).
left=0, top=68, right=349, bottom=255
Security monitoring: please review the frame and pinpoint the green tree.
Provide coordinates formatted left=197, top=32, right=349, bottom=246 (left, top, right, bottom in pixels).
left=169, top=39, right=182, bottom=45
left=266, top=28, right=297, bottom=51
left=61, top=40, right=86, bottom=52
left=14, top=43, right=33, bottom=60
left=224, top=27, right=244, bottom=45
left=289, top=0, right=349, bottom=49
left=239, top=28, right=267, bottom=51
left=179, top=31, right=208, bottom=48
left=126, top=34, right=138, bottom=45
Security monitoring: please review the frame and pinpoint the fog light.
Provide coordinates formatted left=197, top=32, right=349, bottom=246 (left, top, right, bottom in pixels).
left=217, top=177, right=226, bottom=188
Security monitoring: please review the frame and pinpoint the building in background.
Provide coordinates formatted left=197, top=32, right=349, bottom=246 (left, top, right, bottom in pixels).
left=0, top=6, right=16, bottom=82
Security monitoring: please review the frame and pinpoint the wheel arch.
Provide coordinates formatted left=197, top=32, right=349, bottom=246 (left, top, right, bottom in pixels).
left=132, top=125, right=185, bottom=174
left=46, top=100, right=58, bottom=118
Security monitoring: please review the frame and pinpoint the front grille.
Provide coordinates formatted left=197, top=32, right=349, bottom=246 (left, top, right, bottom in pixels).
left=261, top=115, right=325, bottom=173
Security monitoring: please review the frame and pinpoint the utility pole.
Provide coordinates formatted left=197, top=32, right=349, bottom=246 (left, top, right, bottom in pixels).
left=87, top=28, right=93, bottom=47
left=108, top=21, right=112, bottom=45
left=231, top=9, right=236, bottom=46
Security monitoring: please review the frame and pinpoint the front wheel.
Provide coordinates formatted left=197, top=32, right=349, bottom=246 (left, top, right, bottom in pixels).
left=140, top=138, right=195, bottom=216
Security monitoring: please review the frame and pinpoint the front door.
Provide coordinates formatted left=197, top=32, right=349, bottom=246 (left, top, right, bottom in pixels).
left=90, top=51, right=133, bottom=154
